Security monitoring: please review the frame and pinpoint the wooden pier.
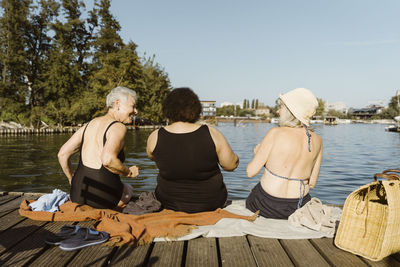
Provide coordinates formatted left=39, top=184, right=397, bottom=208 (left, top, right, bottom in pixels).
left=0, top=192, right=399, bottom=267
left=0, top=125, right=161, bottom=136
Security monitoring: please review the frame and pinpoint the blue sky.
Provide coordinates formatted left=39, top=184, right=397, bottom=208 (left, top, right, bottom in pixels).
left=105, top=0, right=400, bottom=108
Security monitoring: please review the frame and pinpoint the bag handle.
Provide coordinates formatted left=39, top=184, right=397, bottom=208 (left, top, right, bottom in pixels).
left=383, top=169, right=400, bottom=174
left=373, top=169, right=400, bottom=181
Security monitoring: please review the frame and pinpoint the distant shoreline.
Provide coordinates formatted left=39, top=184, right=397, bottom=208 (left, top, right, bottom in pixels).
left=215, top=117, right=396, bottom=125
left=0, top=123, right=161, bottom=136
left=1, top=118, right=397, bottom=136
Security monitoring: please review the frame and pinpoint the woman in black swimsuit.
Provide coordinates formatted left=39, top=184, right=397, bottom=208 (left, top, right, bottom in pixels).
left=146, top=88, right=239, bottom=213
left=58, top=86, right=139, bottom=209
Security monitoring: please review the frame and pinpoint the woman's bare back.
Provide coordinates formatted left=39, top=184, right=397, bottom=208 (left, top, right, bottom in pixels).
left=248, top=127, right=323, bottom=198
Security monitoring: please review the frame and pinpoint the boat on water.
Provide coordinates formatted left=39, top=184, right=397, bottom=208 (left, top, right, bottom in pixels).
left=324, top=116, right=338, bottom=125
left=270, top=117, right=279, bottom=124
left=385, top=116, right=400, bottom=132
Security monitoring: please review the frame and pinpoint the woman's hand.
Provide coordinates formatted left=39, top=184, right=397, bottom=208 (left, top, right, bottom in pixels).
left=127, top=166, right=139, bottom=178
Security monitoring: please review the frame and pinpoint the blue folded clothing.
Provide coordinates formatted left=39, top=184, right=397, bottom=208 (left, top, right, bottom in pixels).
left=29, top=189, right=69, bottom=212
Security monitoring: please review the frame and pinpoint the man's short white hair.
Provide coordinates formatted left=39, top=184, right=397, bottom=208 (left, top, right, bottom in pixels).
left=106, top=86, right=137, bottom=108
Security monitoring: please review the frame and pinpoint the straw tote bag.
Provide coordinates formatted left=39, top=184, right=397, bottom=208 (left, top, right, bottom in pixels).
left=334, top=169, right=400, bottom=261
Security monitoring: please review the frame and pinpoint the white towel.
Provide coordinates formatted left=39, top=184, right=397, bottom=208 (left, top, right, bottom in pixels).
left=154, top=199, right=340, bottom=242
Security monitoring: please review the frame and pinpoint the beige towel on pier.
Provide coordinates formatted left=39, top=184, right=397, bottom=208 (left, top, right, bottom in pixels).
left=155, top=199, right=341, bottom=242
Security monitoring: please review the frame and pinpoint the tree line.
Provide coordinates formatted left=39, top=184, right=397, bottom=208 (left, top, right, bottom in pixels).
left=217, top=93, right=400, bottom=120
left=0, top=0, right=171, bottom=128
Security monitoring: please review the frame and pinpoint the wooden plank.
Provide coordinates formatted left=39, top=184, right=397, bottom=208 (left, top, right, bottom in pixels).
left=393, top=253, right=400, bottom=262
left=186, top=237, right=218, bottom=267
left=0, top=209, right=26, bottom=233
left=0, top=195, right=19, bottom=206
left=0, top=196, right=24, bottom=217
left=66, top=244, right=115, bottom=267
left=360, top=256, right=400, bottom=267
left=310, top=238, right=367, bottom=266
left=219, top=236, right=257, bottom=267
left=247, top=236, right=294, bottom=267
left=6, top=192, right=24, bottom=196
left=280, top=239, right=330, bottom=267
left=148, top=241, right=184, bottom=267
left=28, top=221, right=95, bottom=267
left=0, top=218, right=47, bottom=255
left=29, top=245, right=80, bottom=267
left=109, top=244, right=151, bottom=266
left=0, top=221, right=64, bottom=267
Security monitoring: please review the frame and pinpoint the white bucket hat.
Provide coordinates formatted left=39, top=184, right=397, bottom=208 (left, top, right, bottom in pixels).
left=279, top=88, right=318, bottom=127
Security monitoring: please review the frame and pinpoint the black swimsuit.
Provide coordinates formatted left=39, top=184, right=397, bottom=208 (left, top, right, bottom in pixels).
left=70, top=121, right=125, bottom=209
left=153, top=125, right=227, bottom=213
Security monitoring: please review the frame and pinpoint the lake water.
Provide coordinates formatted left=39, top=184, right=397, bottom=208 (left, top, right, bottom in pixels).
left=1, top=123, right=399, bottom=204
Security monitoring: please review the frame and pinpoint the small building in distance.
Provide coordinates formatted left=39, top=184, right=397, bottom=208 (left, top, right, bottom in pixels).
left=255, top=106, right=270, bottom=117
left=200, top=100, right=217, bottom=118
left=349, top=104, right=384, bottom=119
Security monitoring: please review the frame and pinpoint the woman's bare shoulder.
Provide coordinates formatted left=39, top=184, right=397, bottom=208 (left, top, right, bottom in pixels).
left=310, top=130, right=322, bottom=143
left=148, top=128, right=160, bottom=138
left=263, top=126, right=281, bottom=138
left=206, top=125, right=225, bottom=139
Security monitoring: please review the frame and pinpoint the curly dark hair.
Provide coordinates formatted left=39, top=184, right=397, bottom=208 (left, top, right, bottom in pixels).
left=162, top=87, right=202, bottom=123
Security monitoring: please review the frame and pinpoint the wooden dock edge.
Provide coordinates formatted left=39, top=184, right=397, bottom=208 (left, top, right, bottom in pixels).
left=0, top=192, right=399, bottom=266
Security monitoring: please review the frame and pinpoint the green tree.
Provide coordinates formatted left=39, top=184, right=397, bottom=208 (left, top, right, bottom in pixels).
left=238, top=108, right=254, bottom=117
left=0, top=0, right=172, bottom=126
left=378, top=93, right=400, bottom=119
left=388, top=94, right=400, bottom=113
left=80, top=0, right=128, bottom=122
left=326, top=109, right=346, bottom=119
left=25, top=0, right=60, bottom=126
left=0, top=0, right=31, bottom=123
left=139, top=55, right=171, bottom=123
left=315, top=98, right=325, bottom=117
left=40, top=0, right=91, bottom=126
left=217, top=105, right=235, bottom=116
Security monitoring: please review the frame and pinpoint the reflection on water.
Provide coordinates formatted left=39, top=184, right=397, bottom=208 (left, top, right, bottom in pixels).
left=0, top=123, right=399, bottom=204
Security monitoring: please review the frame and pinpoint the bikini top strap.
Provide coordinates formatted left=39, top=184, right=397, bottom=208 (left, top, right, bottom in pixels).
left=264, top=166, right=306, bottom=209
left=304, top=125, right=312, bottom=152
left=103, top=121, right=122, bottom=146
left=264, top=166, right=304, bottom=181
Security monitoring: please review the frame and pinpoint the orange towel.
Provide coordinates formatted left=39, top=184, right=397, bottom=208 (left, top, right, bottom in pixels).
left=19, top=200, right=257, bottom=245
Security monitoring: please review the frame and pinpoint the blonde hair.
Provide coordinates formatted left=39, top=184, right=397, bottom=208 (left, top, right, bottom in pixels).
left=278, top=99, right=302, bottom=128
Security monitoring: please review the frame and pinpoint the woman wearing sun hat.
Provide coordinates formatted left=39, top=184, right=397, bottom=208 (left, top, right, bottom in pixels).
left=245, top=88, right=323, bottom=219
